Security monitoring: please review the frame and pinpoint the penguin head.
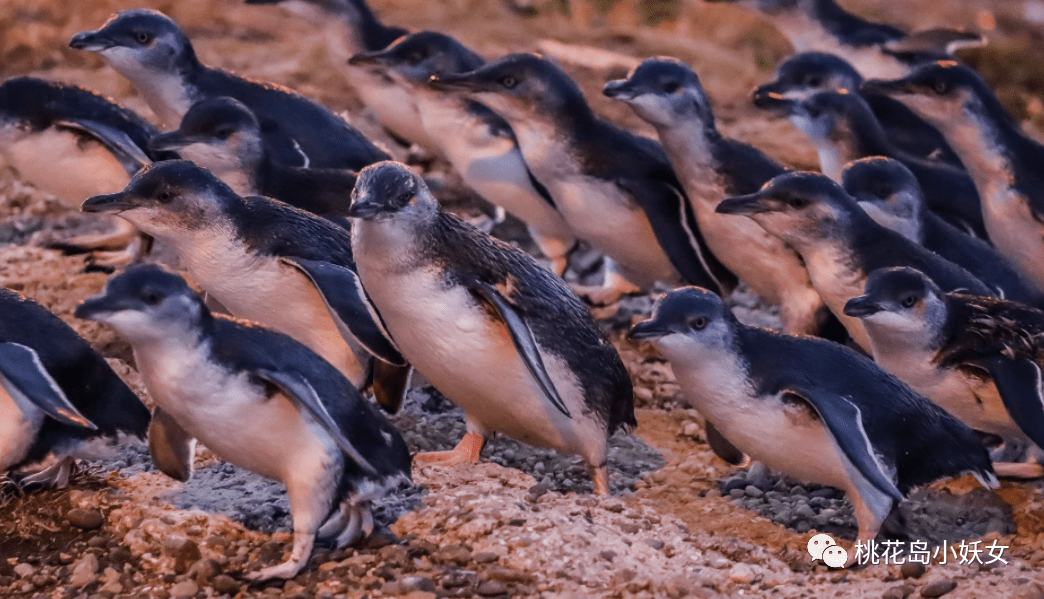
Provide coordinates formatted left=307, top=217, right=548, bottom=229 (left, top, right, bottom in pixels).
left=348, top=31, right=484, bottom=86
left=759, top=90, right=870, bottom=149
left=843, top=267, right=947, bottom=339
left=75, top=264, right=208, bottom=345
left=81, top=160, right=237, bottom=238
left=842, top=157, right=923, bottom=240
left=603, top=58, right=715, bottom=130
left=703, top=0, right=805, bottom=16
left=350, top=161, right=435, bottom=223
left=630, top=287, right=740, bottom=360
left=429, top=54, right=590, bottom=125
left=150, top=98, right=265, bottom=181
left=716, top=171, right=857, bottom=248
left=70, top=10, right=198, bottom=82
left=753, top=52, right=863, bottom=104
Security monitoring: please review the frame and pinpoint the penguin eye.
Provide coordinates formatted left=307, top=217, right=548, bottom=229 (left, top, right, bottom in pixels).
left=214, top=128, right=234, bottom=140
left=901, top=295, right=917, bottom=308
left=407, top=51, right=428, bottom=64
left=933, top=81, right=949, bottom=95
left=806, top=76, right=822, bottom=87
left=141, top=291, right=163, bottom=306
left=806, top=106, right=822, bottom=119
left=662, top=81, right=680, bottom=94
left=500, top=76, right=518, bottom=89
left=135, top=31, right=153, bottom=45
left=870, top=184, right=890, bottom=199
left=689, top=316, right=709, bottom=331
left=788, top=196, right=809, bottom=209
left=157, top=191, right=172, bottom=202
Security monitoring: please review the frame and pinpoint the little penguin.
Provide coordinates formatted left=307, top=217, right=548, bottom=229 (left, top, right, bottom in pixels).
left=752, top=52, right=960, bottom=164
left=0, top=76, right=175, bottom=266
left=151, top=97, right=356, bottom=227
left=753, top=88, right=986, bottom=238
left=75, top=264, right=411, bottom=579
left=603, top=57, right=830, bottom=337
left=842, top=157, right=1042, bottom=307
left=702, top=0, right=983, bottom=79
left=716, top=171, right=994, bottom=352
left=347, top=32, right=577, bottom=275
left=630, top=286, right=996, bottom=557
left=348, top=161, right=635, bottom=495
left=0, top=286, right=149, bottom=489
left=864, top=61, right=1044, bottom=295
left=430, top=53, right=736, bottom=305
left=80, top=160, right=411, bottom=414
left=70, top=8, right=388, bottom=170
left=845, top=267, right=1044, bottom=479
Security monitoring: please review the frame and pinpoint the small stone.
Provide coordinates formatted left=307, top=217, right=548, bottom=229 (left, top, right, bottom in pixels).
left=920, top=580, right=957, bottom=598
left=189, top=558, right=221, bottom=585
left=211, top=574, right=239, bottom=595
left=433, top=545, right=471, bottom=566
left=901, top=562, right=927, bottom=579
left=170, top=580, right=199, bottom=598
left=646, top=539, right=665, bottom=550
left=745, top=486, right=764, bottom=498
left=600, top=550, right=617, bottom=561
left=683, top=423, right=700, bottom=437
left=728, top=563, right=754, bottom=584
left=13, top=563, right=35, bottom=578
left=402, top=576, right=437, bottom=592
left=173, top=540, right=202, bottom=574
left=882, top=584, right=915, bottom=599
left=472, top=552, right=498, bottom=564
left=66, top=509, right=105, bottom=530
left=729, top=489, right=746, bottom=500
left=476, top=580, right=509, bottom=596
left=68, top=553, right=99, bottom=587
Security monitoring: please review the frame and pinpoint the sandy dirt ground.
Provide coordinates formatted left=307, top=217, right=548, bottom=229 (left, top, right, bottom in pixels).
left=2, top=1, right=1044, bottom=598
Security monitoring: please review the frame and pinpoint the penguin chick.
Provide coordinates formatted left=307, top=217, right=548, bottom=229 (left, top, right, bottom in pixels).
left=864, top=61, right=1044, bottom=295
left=81, top=160, right=410, bottom=414
left=70, top=9, right=388, bottom=170
left=0, top=287, right=149, bottom=489
left=431, top=53, right=735, bottom=305
left=151, top=97, right=356, bottom=226
left=348, top=32, right=576, bottom=274
left=75, top=264, right=410, bottom=579
left=845, top=267, right=1044, bottom=478
left=752, top=52, right=960, bottom=164
left=349, top=161, right=635, bottom=495
left=842, top=157, right=1042, bottom=307
left=716, top=171, right=994, bottom=352
left=631, top=286, right=996, bottom=554
left=604, top=57, right=830, bottom=337
left=753, top=89, right=986, bottom=237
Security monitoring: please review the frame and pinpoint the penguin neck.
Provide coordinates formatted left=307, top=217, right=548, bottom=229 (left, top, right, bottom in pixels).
left=816, top=116, right=890, bottom=181
left=653, top=119, right=728, bottom=207
left=132, top=68, right=200, bottom=129
left=351, top=211, right=429, bottom=274
left=508, top=110, right=595, bottom=179
left=858, top=200, right=923, bottom=244
left=934, top=110, right=1023, bottom=204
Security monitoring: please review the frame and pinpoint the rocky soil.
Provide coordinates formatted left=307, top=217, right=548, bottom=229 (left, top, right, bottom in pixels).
left=2, top=1, right=1044, bottom=598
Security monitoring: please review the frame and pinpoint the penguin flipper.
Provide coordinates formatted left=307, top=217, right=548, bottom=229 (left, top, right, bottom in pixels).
left=974, top=357, right=1044, bottom=450
left=253, top=367, right=380, bottom=476
left=615, top=177, right=735, bottom=296
left=470, top=281, right=572, bottom=419
left=704, top=420, right=747, bottom=465
left=369, top=361, right=413, bottom=415
left=280, top=257, right=406, bottom=366
left=0, top=342, right=97, bottom=430
left=148, top=406, right=196, bottom=482
left=782, top=386, right=904, bottom=502
left=54, top=119, right=151, bottom=174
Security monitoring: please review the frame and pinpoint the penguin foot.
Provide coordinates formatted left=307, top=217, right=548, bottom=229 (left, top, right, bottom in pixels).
left=16, top=457, right=75, bottom=490
left=591, top=465, right=609, bottom=495
left=992, top=461, right=1044, bottom=479
left=414, top=432, right=485, bottom=466
left=246, top=532, right=315, bottom=581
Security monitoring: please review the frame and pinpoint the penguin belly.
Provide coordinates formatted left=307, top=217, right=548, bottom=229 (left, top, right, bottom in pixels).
left=801, top=247, right=872, bottom=350
left=981, top=189, right=1044, bottom=293
left=0, top=386, right=44, bottom=471
left=345, top=68, right=438, bottom=153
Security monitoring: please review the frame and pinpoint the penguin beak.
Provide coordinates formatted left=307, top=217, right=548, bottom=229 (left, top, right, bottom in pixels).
left=602, top=79, right=639, bottom=100
left=716, top=193, right=771, bottom=216
left=428, top=72, right=488, bottom=92
left=348, top=50, right=395, bottom=67
left=861, top=78, right=916, bottom=96
left=628, top=319, right=671, bottom=340
left=751, top=87, right=796, bottom=112
left=75, top=293, right=134, bottom=320
left=149, top=131, right=194, bottom=152
left=82, top=191, right=138, bottom=214
left=348, top=195, right=384, bottom=219
left=843, top=296, right=884, bottom=318
left=69, top=31, right=116, bottom=51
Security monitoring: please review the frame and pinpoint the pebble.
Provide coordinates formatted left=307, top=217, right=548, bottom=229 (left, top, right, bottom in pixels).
left=476, top=580, right=509, bottom=596
left=745, top=486, right=764, bottom=498
left=211, top=574, right=239, bottom=595
left=189, top=558, right=221, bottom=585
left=728, top=563, right=755, bottom=584
left=882, top=584, right=915, bottom=599
left=68, top=553, right=99, bottom=587
left=66, top=509, right=105, bottom=530
left=901, top=562, right=927, bottom=579
left=172, top=540, right=202, bottom=574
left=920, top=580, right=957, bottom=597
left=683, top=423, right=700, bottom=437
left=170, top=580, right=199, bottom=598
left=13, top=564, right=35, bottom=579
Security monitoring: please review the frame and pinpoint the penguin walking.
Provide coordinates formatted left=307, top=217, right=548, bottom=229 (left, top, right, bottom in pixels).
left=80, top=160, right=410, bottom=413
left=151, top=97, right=356, bottom=227
left=753, top=89, right=986, bottom=237
left=347, top=32, right=577, bottom=275
left=0, top=287, right=150, bottom=488
left=631, top=286, right=996, bottom=555
left=348, top=161, right=635, bottom=494
left=603, top=58, right=828, bottom=336
left=75, top=265, right=410, bottom=580
left=431, top=53, right=735, bottom=305
left=841, top=157, right=1042, bottom=307
left=845, top=267, right=1044, bottom=479
left=70, top=9, right=388, bottom=170
left=864, top=62, right=1044, bottom=295
left=715, top=171, right=994, bottom=352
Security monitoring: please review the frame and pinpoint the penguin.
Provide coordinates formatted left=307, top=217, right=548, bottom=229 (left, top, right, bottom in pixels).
left=863, top=61, right=1044, bottom=295
left=844, top=267, right=1044, bottom=479
left=150, top=97, right=356, bottom=227
left=841, top=157, right=1042, bottom=307
left=0, top=76, right=174, bottom=266
left=348, top=161, right=635, bottom=495
left=603, top=58, right=829, bottom=337
left=243, top=0, right=437, bottom=151
left=80, top=160, right=411, bottom=414
left=346, top=31, right=576, bottom=274
left=715, top=171, right=994, bottom=352
left=630, top=286, right=996, bottom=555
left=69, top=8, right=389, bottom=170
left=0, top=286, right=150, bottom=489
left=754, top=88, right=987, bottom=238
left=752, top=52, right=960, bottom=164
left=702, top=0, right=982, bottom=79
left=430, top=53, right=736, bottom=305
left=75, top=264, right=411, bottom=579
